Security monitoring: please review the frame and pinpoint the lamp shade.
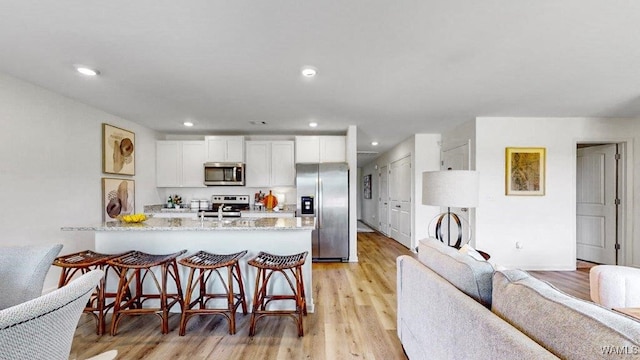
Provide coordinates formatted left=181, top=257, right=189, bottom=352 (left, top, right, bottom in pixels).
left=422, top=170, right=479, bottom=208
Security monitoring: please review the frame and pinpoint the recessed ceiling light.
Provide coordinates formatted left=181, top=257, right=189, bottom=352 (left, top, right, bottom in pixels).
left=301, top=66, right=318, bottom=77
left=309, top=122, right=318, bottom=128
left=371, top=141, right=379, bottom=146
left=76, top=66, right=99, bottom=76
left=183, top=121, right=194, bottom=127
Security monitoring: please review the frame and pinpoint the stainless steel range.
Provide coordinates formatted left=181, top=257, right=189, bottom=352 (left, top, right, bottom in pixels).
left=199, top=195, right=250, bottom=218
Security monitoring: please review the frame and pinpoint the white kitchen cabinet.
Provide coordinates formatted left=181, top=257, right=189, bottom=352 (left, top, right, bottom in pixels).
left=295, top=136, right=346, bottom=163
left=205, top=136, right=244, bottom=163
left=295, top=136, right=320, bottom=163
left=319, top=136, right=346, bottom=162
left=156, top=141, right=205, bottom=188
left=156, top=141, right=181, bottom=187
left=245, top=140, right=295, bottom=187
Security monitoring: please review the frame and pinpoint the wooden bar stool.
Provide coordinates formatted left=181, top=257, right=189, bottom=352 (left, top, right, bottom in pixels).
left=178, top=250, right=248, bottom=335
left=107, top=249, right=186, bottom=335
left=248, top=251, right=308, bottom=336
left=53, top=250, right=133, bottom=335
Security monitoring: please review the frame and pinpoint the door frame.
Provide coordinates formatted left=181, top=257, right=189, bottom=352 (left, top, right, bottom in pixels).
left=378, top=164, right=390, bottom=236
left=575, top=140, right=630, bottom=266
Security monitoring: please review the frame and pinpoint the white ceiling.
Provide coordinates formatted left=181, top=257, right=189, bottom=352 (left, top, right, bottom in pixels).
left=1, top=1, right=640, bottom=166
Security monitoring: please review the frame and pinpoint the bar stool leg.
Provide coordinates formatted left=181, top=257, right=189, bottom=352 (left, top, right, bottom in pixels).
left=179, top=267, right=197, bottom=336
left=171, top=259, right=184, bottom=312
left=234, top=262, right=248, bottom=315
left=110, top=267, right=130, bottom=336
left=296, top=265, right=307, bottom=316
left=294, top=265, right=304, bottom=336
left=249, top=268, right=265, bottom=336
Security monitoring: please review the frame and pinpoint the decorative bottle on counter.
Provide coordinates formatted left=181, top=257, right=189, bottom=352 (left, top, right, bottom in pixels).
left=167, top=195, right=173, bottom=209
left=263, top=190, right=278, bottom=211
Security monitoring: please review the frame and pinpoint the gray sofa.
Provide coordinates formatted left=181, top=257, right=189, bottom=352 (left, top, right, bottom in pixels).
left=397, top=238, right=640, bottom=360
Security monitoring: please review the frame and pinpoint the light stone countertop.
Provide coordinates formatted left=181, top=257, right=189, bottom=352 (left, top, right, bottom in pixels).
left=61, top=216, right=315, bottom=232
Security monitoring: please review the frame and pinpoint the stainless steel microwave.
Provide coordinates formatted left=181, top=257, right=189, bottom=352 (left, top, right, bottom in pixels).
left=203, top=162, right=245, bottom=186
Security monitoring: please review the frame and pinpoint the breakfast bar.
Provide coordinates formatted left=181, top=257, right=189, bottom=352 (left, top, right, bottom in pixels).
left=62, top=216, right=316, bottom=313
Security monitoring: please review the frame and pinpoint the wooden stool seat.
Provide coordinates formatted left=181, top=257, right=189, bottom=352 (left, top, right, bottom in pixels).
left=107, top=250, right=186, bottom=335
left=248, top=251, right=308, bottom=336
left=53, top=250, right=133, bottom=335
left=178, top=250, right=248, bottom=335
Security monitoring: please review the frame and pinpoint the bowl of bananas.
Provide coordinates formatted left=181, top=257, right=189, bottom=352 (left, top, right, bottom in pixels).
left=118, top=213, right=148, bottom=223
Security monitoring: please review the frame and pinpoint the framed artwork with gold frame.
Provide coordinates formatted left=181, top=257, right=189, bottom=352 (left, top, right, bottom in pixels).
left=102, top=123, right=135, bottom=175
left=505, top=147, right=546, bottom=196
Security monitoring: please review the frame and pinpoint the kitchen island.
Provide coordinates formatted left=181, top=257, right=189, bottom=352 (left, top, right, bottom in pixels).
left=62, top=216, right=315, bottom=312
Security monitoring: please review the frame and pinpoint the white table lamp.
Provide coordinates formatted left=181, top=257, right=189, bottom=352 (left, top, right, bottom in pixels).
left=422, top=170, right=479, bottom=248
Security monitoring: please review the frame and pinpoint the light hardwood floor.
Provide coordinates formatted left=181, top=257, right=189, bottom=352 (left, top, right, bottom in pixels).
left=69, top=231, right=592, bottom=359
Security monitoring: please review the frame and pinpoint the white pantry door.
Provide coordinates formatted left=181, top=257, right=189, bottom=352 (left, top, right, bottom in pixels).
left=576, top=144, right=618, bottom=265
left=389, top=156, right=412, bottom=249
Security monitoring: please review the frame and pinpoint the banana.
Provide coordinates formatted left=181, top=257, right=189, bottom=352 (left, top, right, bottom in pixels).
left=120, top=213, right=146, bottom=223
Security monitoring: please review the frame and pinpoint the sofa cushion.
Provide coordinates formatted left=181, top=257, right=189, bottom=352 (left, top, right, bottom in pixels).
left=418, top=238, right=493, bottom=307
left=493, top=269, right=640, bottom=360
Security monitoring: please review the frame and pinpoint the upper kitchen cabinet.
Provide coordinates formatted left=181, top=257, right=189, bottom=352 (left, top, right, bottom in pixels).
left=156, top=141, right=206, bottom=187
left=205, top=136, right=244, bottom=163
left=245, top=141, right=295, bottom=187
left=295, top=136, right=346, bottom=163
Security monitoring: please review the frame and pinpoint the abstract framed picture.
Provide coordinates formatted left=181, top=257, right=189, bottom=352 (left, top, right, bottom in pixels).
left=505, top=147, right=546, bottom=196
left=103, top=123, right=135, bottom=175
left=363, top=174, right=372, bottom=199
left=102, top=178, right=135, bottom=221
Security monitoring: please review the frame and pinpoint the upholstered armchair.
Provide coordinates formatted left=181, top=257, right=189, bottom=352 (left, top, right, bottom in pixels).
left=590, top=265, right=640, bottom=308
left=0, top=270, right=105, bottom=360
left=0, top=243, right=63, bottom=310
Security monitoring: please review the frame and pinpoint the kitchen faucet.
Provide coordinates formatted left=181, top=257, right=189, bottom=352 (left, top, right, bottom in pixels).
left=218, top=204, right=224, bottom=220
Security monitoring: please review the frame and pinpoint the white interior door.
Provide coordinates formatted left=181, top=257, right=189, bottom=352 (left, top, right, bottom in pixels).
left=389, top=156, right=411, bottom=248
left=441, top=143, right=471, bottom=245
left=576, top=144, right=618, bottom=265
left=378, top=165, right=389, bottom=236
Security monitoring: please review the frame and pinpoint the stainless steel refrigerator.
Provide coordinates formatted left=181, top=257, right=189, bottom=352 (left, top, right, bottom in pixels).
left=296, top=163, right=349, bottom=262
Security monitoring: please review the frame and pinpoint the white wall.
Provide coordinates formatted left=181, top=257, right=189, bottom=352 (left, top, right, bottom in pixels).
left=347, top=125, right=359, bottom=262
left=440, top=120, right=478, bottom=246
left=475, top=117, right=637, bottom=270
left=360, top=162, right=378, bottom=227
left=441, top=120, right=477, bottom=169
left=0, top=73, right=161, bottom=291
left=413, top=134, right=443, bottom=242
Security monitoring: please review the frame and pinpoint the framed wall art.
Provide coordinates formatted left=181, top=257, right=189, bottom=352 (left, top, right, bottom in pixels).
left=103, top=123, right=135, bottom=175
left=364, top=174, right=372, bottom=199
left=102, top=178, right=135, bottom=221
left=505, top=147, right=546, bottom=196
